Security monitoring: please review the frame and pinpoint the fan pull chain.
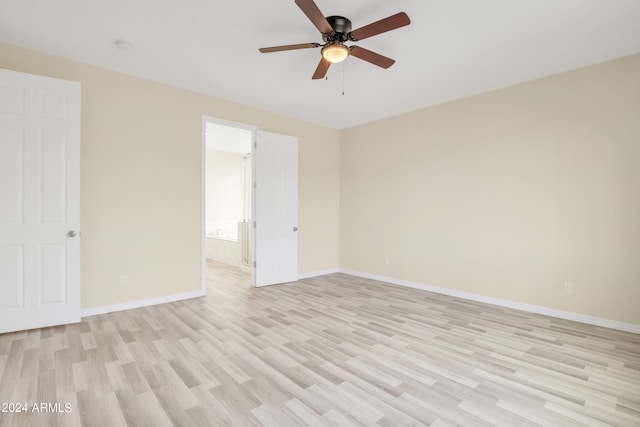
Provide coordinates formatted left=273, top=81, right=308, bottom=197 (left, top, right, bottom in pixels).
left=323, top=65, right=346, bottom=96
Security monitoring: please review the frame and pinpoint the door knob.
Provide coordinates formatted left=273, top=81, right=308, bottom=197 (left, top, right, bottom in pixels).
left=293, top=227, right=298, bottom=231
left=67, top=230, right=78, bottom=237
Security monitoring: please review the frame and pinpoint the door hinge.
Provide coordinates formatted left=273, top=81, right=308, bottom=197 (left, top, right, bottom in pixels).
left=253, top=181, right=257, bottom=189
left=253, top=221, right=256, bottom=228
left=254, top=141, right=257, bottom=149
left=253, top=261, right=256, bottom=268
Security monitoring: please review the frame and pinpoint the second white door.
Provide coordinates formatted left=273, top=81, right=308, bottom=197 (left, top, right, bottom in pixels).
left=254, top=130, right=298, bottom=287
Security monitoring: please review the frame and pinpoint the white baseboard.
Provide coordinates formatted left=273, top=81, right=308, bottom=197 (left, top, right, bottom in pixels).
left=298, top=268, right=340, bottom=280
left=81, top=289, right=206, bottom=318
left=339, top=269, right=640, bottom=335
left=79, top=269, right=640, bottom=335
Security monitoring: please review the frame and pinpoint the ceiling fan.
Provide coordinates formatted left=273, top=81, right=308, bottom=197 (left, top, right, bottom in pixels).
left=259, top=0, right=411, bottom=79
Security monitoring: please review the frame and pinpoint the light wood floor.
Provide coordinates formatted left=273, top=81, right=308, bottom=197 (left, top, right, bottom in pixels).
left=1, top=261, right=639, bottom=426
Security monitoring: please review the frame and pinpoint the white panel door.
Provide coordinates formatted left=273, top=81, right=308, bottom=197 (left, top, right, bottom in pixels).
left=254, top=130, right=298, bottom=287
left=0, top=68, right=81, bottom=334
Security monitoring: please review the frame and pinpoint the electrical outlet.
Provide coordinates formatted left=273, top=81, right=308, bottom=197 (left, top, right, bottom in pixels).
left=563, top=282, right=573, bottom=294
left=119, top=274, right=128, bottom=286
left=384, top=256, right=390, bottom=265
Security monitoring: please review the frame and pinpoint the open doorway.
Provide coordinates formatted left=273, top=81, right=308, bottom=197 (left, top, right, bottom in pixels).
left=202, top=118, right=255, bottom=286
left=201, top=117, right=299, bottom=290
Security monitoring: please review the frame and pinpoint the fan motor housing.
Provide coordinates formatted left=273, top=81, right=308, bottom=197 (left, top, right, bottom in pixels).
left=324, top=16, right=352, bottom=42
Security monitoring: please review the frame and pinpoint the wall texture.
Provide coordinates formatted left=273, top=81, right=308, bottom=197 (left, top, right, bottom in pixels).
left=205, top=150, right=246, bottom=227
left=3, top=40, right=639, bottom=326
left=0, top=42, right=341, bottom=310
left=340, top=54, right=640, bottom=325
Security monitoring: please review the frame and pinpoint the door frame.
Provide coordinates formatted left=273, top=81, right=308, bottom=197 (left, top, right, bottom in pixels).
left=201, top=116, right=257, bottom=289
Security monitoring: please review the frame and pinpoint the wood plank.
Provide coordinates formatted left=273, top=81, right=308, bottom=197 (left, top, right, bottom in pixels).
left=0, top=260, right=637, bottom=425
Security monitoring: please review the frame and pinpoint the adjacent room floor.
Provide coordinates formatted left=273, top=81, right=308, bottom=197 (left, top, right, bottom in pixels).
left=1, top=261, right=639, bottom=426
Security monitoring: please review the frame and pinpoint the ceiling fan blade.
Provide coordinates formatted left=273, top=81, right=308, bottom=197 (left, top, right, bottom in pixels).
left=349, top=12, right=410, bottom=41
left=295, top=0, right=334, bottom=34
left=312, top=57, right=331, bottom=79
left=259, top=43, right=321, bottom=53
left=349, top=46, right=395, bottom=69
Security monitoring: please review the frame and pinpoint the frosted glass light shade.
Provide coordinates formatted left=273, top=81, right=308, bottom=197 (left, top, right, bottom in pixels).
left=321, top=44, right=349, bottom=63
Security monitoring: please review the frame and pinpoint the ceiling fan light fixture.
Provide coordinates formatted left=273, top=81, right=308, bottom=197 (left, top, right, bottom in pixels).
left=258, top=1, right=410, bottom=79
left=321, top=44, right=349, bottom=63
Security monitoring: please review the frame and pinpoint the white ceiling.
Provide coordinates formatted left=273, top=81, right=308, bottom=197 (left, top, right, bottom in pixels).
left=1, top=0, right=639, bottom=129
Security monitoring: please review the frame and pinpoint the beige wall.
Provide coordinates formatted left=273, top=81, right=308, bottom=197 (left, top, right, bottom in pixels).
left=340, top=54, right=640, bottom=324
left=0, top=42, right=341, bottom=310
left=3, top=40, right=638, bottom=326
left=205, top=150, right=246, bottom=225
